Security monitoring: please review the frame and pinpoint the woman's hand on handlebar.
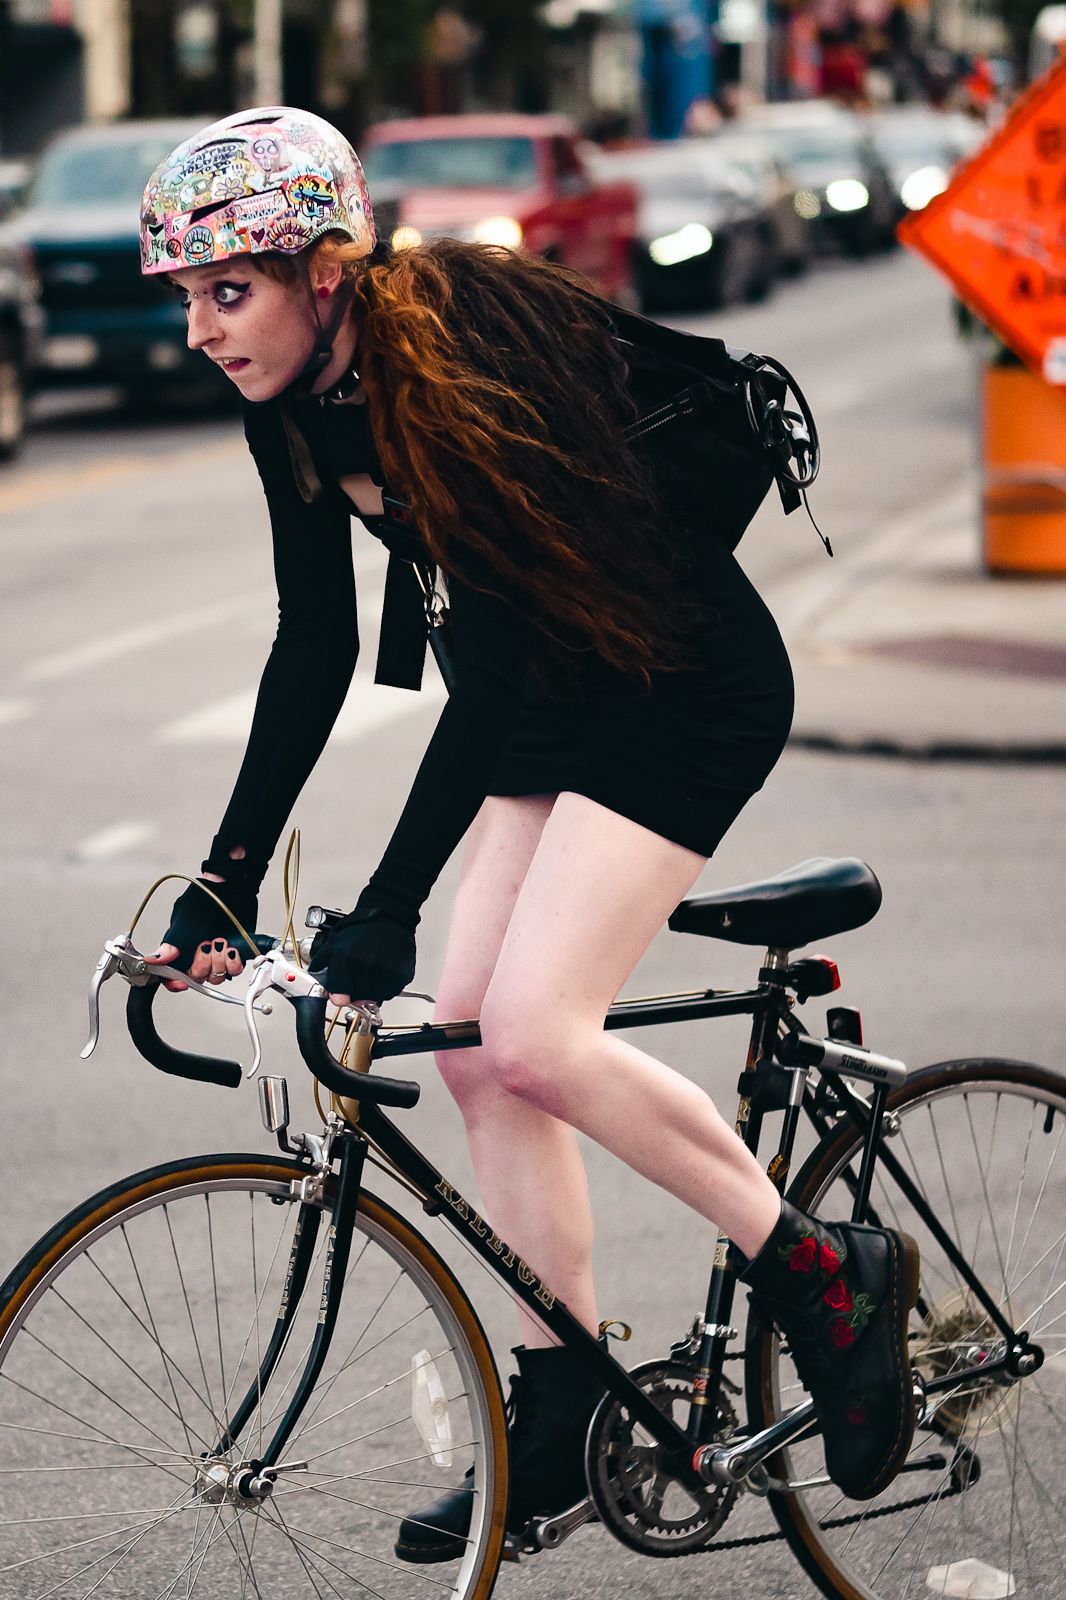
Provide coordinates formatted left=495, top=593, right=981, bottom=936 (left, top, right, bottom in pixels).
left=144, top=872, right=259, bottom=992
left=146, top=938, right=247, bottom=993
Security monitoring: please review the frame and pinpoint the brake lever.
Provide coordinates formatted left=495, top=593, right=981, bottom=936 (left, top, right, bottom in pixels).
left=81, top=933, right=274, bottom=1061
left=242, top=949, right=327, bottom=1079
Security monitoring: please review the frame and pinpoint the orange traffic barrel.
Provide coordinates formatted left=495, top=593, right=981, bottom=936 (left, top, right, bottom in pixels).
left=983, top=364, right=1066, bottom=574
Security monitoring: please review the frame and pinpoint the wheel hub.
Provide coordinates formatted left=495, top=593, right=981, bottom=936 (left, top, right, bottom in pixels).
left=913, top=1293, right=1023, bottom=1439
left=197, top=1456, right=275, bottom=1506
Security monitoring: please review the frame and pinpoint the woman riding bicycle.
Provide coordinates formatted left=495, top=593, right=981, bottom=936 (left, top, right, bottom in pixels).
left=140, top=106, right=919, bottom=1560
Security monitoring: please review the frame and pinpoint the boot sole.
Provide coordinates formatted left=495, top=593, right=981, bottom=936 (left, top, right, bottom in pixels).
left=394, top=1536, right=465, bottom=1564
left=846, top=1230, right=921, bottom=1501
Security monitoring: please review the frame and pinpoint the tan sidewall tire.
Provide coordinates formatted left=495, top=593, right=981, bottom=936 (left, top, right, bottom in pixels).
left=0, top=1153, right=509, bottom=1599
left=744, top=1058, right=1066, bottom=1600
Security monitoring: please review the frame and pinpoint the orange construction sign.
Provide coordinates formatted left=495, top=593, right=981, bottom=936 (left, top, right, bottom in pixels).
left=900, top=53, right=1066, bottom=385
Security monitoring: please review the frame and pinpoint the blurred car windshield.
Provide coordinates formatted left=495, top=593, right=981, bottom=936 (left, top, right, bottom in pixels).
left=362, top=137, right=538, bottom=190
left=29, top=136, right=183, bottom=206
left=770, top=126, right=861, bottom=167
left=869, top=118, right=952, bottom=159
left=597, top=151, right=736, bottom=204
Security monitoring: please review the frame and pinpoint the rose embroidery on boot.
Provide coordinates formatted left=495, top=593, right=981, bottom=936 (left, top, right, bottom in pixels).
left=779, top=1233, right=818, bottom=1272
left=846, top=1404, right=867, bottom=1426
left=819, top=1241, right=842, bottom=1274
left=827, top=1291, right=877, bottom=1349
left=824, top=1278, right=853, bottom=1313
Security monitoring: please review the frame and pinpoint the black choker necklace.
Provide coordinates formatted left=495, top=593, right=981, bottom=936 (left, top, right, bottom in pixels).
left=316, top=365, right=363, bottom=406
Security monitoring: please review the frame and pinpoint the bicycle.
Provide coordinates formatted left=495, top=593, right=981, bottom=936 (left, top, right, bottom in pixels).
left=2, top=854, right=1063, bottom=1599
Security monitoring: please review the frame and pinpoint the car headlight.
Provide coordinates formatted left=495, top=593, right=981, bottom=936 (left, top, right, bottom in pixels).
left=825, top=179, right=869, bottom=213
left=391, top=225, right=423, bottom=250
left=647, top=223, right=714, bottom=267
left=470, top=216, right=524, bottom=248
left=899, top=165, right=948, bottom=211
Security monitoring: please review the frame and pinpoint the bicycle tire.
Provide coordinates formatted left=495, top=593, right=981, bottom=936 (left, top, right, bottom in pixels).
left=744, top=1058, right=1066, bottom=1600
left=0, top=1151, right=509, bottom=1599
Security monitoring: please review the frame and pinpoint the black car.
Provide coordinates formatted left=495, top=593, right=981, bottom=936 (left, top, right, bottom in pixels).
left=701, top=131, right=815, bottom=277
left=0, top=208, right=43, bottom=461
left=864, top=107, right=984, bottom=220
left=589, top=143, right=774, bottom=312
left=740, top=108, right=898, bottom=257
left=9, top=118, right=234, bottom=404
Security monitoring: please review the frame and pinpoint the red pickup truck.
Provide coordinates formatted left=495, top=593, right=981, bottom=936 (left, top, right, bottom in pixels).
left=361, top=112, right=638, bottom=302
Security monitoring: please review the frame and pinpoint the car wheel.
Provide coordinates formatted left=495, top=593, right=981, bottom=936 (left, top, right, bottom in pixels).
left=0, top=330, right=26, bottom=463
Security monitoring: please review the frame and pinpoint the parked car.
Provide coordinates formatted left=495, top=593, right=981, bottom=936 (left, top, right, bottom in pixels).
left=739, top=107, right=898, bottom=256
left=0, top=159, right=31, bottom=223
left=863, top=106, right=985, bottom=216
left=9, top=118, right=235, bottom=403
left=0, top=214, right=43, bottom=460
left=361, top=113, right=638, bottom=302
left=588, top=142, right=775, bottom=311
left=699, top=131, right=815, bottom=276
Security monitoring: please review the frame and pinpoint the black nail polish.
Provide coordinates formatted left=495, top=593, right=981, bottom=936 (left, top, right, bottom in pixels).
left=228, top=949, right=238, bottom=960
left=200, top=943, right=211, bottom=954
left=213, top=939, right=225, bottom=951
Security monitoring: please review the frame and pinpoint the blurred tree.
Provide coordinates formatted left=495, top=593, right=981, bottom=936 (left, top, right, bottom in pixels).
left=463, top=0, right=550, bottom=108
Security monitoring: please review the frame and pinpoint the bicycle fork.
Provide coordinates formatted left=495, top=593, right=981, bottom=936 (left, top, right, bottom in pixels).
left=203, top=1130, right=368, bottom=1483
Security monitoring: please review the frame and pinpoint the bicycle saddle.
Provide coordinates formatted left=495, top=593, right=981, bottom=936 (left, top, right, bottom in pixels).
left=668, top=857, right=882, bottom=950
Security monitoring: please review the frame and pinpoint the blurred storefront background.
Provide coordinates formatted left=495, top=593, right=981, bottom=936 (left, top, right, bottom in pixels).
left=0, top=0, right=1020, bottom=159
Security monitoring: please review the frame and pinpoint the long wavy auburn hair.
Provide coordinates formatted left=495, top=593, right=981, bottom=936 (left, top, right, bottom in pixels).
left=265, top=234, right=705, bottom=686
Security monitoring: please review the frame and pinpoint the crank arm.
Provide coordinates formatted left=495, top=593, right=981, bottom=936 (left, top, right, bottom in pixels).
left=514, top=1495, right=596, bottom=1553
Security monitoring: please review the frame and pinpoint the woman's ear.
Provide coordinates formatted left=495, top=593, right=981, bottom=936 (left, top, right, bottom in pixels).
left=308, top=256, right=345, bottom=297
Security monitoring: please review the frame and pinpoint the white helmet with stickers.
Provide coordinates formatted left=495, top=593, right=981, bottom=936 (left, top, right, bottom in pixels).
left=139, top=105, right=375, bottom=276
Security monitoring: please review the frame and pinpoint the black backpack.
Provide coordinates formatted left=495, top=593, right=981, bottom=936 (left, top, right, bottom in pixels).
left=370, top=301, right=825, bottom=692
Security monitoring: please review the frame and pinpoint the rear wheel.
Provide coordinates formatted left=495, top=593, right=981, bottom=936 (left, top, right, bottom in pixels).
left=745, top=1059, right=1066, bottom=1600
left=0, top=1153, right=508, bottom=1598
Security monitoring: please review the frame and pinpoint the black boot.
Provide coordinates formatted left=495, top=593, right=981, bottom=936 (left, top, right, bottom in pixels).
left=394, top=1342, right=605, bottom=1563
left=739, top=1200, right=921, bottom=1501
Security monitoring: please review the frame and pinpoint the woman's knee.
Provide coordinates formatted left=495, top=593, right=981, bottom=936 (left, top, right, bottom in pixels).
left=477, top=990, right=585, bottom=1112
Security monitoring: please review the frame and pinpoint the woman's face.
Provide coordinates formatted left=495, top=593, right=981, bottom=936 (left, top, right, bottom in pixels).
left=168, top=258, right=324, bottom=402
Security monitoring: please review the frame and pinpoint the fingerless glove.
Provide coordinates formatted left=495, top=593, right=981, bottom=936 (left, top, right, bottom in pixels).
left=308, top=892, right=417, bottom=1003
left=162, top=838, right=265, bottom=970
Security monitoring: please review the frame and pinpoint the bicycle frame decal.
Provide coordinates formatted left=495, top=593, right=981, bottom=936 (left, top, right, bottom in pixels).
left=433, top=1176, right=557, bottom=1310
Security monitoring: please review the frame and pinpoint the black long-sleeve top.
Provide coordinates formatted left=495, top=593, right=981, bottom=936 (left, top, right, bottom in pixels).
left=214, top=389, right=534, bottom=922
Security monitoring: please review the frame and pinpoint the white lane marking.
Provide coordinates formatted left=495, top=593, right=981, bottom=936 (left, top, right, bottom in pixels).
left=157, top=688, right=257, bottom=744
left=156, top=672, right=448, bottom=746
left=770, top=479, right=974, bottom=638
left=816, top=346, right=964, bottom=417
left=0, top=700, right=32, bottom=727
left=73, top=821, right=157, bottom=863
left=25, top=593, right=271, bottom=683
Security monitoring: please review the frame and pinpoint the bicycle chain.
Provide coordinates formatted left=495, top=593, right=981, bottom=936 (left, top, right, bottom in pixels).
left=696, top=1482, right=961, bottom=1553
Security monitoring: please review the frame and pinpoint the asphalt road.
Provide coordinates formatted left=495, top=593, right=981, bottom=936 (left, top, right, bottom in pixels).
left=1, top=247, right=1063, bottom=1598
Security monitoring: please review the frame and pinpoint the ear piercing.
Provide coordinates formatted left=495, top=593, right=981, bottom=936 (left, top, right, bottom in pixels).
left=317, top=286, right=331, bottom=300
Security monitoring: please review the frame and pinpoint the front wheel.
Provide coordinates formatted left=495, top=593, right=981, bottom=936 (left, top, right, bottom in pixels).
left=0, top=1153, right=508, bottom=1598
left=745, top=1058, right=1066, bottom=1600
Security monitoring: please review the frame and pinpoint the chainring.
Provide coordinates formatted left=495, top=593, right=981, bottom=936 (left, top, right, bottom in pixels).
left=586, top=1358, right=740, bottom=1557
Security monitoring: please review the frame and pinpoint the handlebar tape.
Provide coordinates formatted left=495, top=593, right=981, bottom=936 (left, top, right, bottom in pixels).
left=126, top=982, right=243, bottom=1089
left=291, top=995, right=421, bottom=1109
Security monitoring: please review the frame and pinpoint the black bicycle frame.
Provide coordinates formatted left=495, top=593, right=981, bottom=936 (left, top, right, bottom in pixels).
left=222, top=966, right=1033, bottom=1477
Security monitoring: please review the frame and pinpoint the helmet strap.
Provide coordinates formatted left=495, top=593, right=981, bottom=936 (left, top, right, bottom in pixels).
left=284, top=255, right=355, bottom=398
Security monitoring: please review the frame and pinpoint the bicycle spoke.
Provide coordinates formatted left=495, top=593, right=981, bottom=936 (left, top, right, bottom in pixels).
left=264, top=1502, right=390, bottom=1599
left=84, top=1251, right=219, bottom=1439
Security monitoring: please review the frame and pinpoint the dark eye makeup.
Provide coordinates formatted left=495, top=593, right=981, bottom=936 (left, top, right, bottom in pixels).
left=172, top=279, right=252, bottom=310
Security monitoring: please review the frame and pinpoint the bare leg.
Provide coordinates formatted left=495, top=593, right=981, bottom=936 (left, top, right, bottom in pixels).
left=434, top=795, right=599, bottom=1348
left=478, top=794, right=782, bottom=1259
